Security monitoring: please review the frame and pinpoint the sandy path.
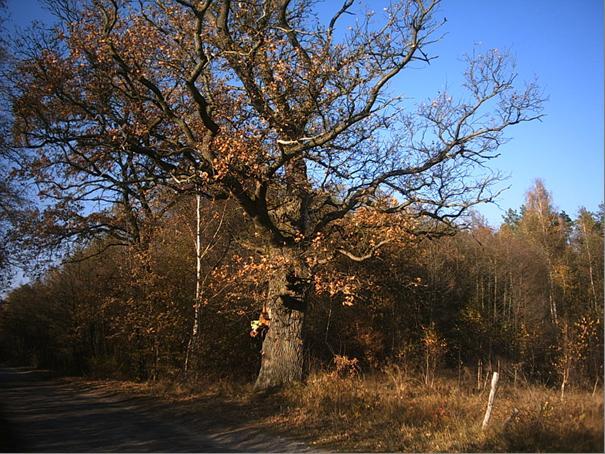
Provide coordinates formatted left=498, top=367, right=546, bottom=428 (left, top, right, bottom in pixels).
left=0, top=367, right=312, bottom=452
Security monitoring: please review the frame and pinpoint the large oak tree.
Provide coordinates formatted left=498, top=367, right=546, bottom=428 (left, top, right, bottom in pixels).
left=11, top=0, right=543, bottom=389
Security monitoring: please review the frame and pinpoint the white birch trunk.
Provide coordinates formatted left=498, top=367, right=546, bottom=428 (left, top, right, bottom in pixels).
left=185, top=193, right=203, bottom=372
left=481, top=372, right=499, bottom=430
left=194, top=192, right=202, bottom=333
left=580, top=221, right=598, bottom=310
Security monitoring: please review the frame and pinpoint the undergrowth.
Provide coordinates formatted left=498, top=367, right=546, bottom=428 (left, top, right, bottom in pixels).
left=76, top=367, right=603, bottom=452
left=272, top=368, right=604, bottom=452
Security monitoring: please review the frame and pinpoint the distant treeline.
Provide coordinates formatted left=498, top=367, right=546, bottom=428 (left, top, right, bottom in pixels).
left=0, top=180, right=602, bottom=391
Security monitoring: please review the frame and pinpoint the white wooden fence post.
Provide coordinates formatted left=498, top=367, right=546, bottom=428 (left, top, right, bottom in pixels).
left=481, top=372, right=499, bottom=430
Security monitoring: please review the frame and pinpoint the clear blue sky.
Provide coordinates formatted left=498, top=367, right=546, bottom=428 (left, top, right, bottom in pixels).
left=6, top=0, right=604, bottom=226
left=411, top=0, right=604, bottom=224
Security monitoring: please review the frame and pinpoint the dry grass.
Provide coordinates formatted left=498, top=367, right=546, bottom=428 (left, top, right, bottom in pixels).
left=270, top=368, right=604, bottom=452
left=74, top=374, right=253, bottom=401
left=70, top=370, right=603, bottom=452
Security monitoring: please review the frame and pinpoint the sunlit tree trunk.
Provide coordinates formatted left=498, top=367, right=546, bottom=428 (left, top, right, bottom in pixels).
left=255, top=248, right=309, bottom=390
left=185, top=193, right=203, bottom=373
left=579, top=216, right=598, bottom=310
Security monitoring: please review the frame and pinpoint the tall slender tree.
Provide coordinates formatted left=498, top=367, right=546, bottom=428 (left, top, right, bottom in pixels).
left=574, top=208, right=603, bottom=313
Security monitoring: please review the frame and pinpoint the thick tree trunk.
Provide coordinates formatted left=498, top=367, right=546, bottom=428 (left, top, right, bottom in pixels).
left=255, top=250, right=309, bottom=390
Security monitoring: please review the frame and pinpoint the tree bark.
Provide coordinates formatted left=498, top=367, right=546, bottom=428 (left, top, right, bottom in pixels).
left=481, top=371, right=499, bottom=430
left=185, top=193, right=203, bottom=374
left=580, top=219, right=598, bottom=310
left=255, top=249, right=309, bottom=390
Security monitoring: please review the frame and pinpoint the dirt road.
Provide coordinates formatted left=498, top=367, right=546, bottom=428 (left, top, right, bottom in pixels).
left=0, top=368, right=312, bottom=452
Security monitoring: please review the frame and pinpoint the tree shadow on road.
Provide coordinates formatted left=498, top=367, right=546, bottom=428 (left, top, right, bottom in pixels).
left=0, top=368, right=312, bottom=452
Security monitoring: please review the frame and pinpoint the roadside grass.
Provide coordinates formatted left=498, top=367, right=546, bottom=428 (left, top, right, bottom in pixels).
left=272, top=369, right=604, bottom=453
left=71, top=369, right=603, bottom=452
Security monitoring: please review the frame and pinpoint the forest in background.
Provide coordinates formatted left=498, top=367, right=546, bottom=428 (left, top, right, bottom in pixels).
left=1, top=179, right=602, bottom=398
